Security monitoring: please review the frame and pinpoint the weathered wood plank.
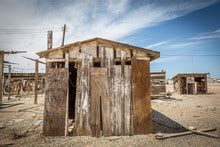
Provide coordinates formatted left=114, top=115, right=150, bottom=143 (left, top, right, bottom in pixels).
left=131, top=59, right=152, bottom=134
left=75, top=53, right=92, bottom=136
left=75, top=61, right=81, bottom=135
left=120, top=50, right=126, bottom=135
left=90, top=68, right=100, bottom=137
left=91, top=68, right=111, bottom=137
left=114, top=65, right=122, bottom=135
left=105, top=48, right=115, bottom=135
left=43, top=68, right=68, bottom=136
left=124, top=65, right=131, bottom=135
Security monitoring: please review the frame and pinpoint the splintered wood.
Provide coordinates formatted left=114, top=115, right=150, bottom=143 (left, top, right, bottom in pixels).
left=43, top=68, right=68, bottom=136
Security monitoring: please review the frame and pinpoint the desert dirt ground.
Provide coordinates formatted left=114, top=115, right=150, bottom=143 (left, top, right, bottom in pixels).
left=0, top=83, right=220, bottom=146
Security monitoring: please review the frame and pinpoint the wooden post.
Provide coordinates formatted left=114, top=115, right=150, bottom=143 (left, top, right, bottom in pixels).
left=47, top=31, right=53, bottom=50
left=61, top=24, right=66, bottom=47
left=34, top=60, right=39, bottom=104
left=22, top=56, right=45, bottom=104
left=7, top=65, right=11, bottom=100
left=0, top=51, right=4, bottom=104
left=46, top=30, right=53, bottom=81
left=64, top=52, right=69, bottom=136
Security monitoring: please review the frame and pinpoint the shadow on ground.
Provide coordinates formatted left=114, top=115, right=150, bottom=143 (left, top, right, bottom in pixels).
left=153, top=109, right=187, bottom=133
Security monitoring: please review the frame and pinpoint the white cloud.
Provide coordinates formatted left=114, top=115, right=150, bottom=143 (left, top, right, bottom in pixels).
left=147, top=41, right=170, bottom=49
left=0, top=0, right=217, bottom=72
left=190, top=28, right=220, bottom=40
left=151, top=56, right=180, bottom=64
left=149, top=28, right=220, bottom=51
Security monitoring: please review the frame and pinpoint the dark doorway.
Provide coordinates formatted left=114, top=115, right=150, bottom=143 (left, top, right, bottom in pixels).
left=181, top=77, right=187, bottom=94
left=188, top=83, right=194, bottom=94
left=69, top=62, right=77, bottom=119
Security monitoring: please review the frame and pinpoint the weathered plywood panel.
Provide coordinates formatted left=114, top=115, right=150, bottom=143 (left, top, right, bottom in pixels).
left=48, top=50, right=63, bottom=58
left=133, top=50, right=147, bottom=57
left=81, top=43, right=97, bottom=57
left=43, top=68, right=68, bottom=136
left=116, top=49, right=121, bottom=58
left=69, top=46, right=79, bottom=58
left=132, top=59, right=152, bottom=134
left=91, top=68, right=111, bottom=137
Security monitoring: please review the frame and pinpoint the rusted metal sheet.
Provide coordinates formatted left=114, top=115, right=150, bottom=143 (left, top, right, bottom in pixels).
left=43, top=68, right=68, bottom=136
left=132, top=59, right=152, bottom=134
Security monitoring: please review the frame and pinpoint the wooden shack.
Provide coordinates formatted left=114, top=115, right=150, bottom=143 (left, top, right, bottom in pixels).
left=150, top=71, right=166, bottom=98
left=172, top=73, right=208, bottom=95
left=37, top=37, right=160, bottom=137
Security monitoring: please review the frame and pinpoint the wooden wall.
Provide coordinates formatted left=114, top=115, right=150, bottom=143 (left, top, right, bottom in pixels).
left=150, top=72, right=166, bottom=98
left=43, top=68, right=68, bottom=136
left=48, top=42, right=147, bottom=59
left=132, top=59, right=152, bottom=134
left=173, top=75, right=208, bottom=95
left=44, top=43, right=153, bottom=137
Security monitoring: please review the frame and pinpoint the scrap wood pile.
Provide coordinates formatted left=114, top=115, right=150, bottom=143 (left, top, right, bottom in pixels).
left=3, top=80, right=44, bottom=96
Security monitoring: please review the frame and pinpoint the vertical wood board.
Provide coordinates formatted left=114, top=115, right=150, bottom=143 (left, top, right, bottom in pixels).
left=75, top=53, right=93, bottom=136
left=124, top=65, right=131, bottom=135
left=90, top=68, right=111, bottom=137
left=43, top=68, right=68, bottom=136
left=132, top=59, right=152, bottom=134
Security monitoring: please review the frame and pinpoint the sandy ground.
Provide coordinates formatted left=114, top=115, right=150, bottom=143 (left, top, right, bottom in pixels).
left=0, top=83, right=220, bottom=146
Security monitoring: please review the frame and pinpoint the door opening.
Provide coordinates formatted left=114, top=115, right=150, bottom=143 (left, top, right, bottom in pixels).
left=68, top=62, right=77, bottom=135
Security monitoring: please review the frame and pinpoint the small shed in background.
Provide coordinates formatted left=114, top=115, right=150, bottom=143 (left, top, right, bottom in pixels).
left=37, top=37, right=160, bottom=137
left=172, top=73, right=208, bottom=95
left=150, top=71, right=166, bottom=98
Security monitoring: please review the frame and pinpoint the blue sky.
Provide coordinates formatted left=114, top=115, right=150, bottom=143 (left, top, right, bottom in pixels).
left=1, top=0, right=220, bottom=79
left=120, top=2, right=220, bottom=79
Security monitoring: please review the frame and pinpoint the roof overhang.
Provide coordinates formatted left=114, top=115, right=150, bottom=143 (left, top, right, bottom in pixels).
left=37, top=37, right=160, bottom=61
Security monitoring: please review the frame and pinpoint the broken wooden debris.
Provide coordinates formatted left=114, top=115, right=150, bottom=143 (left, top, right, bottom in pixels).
left=108, top=137, right=122, bottom=141
left=14, top=119, right=39, bottom=138
left=155, top=127, right=217, bottom=139
left=188, top=126, right=220, bottom=139
left=0, top=142, right=14, bottom=146
left=0, top=103, right=24, bottom=109
left=0, top=118, right=24, bottom=129
left=18, top=104, right=43, bottom=112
